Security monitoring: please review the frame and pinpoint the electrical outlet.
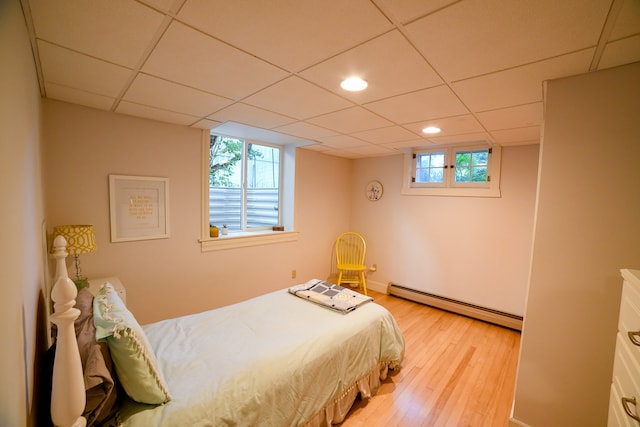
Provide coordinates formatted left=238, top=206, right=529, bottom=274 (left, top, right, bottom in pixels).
left=291, top=269, right=296, bottom=279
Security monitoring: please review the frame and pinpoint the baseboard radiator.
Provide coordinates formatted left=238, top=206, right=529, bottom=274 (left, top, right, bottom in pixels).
left=387, top=283, right=523, bottom=331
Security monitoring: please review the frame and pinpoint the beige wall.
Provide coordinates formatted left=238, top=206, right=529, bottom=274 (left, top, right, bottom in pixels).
left=511, top=62, right=640, bottom=426
left=42, top=100, right=352, bottom=324
left=0, top=0, right=46, bottom=425
left=351, top=145, right=539, bottom=316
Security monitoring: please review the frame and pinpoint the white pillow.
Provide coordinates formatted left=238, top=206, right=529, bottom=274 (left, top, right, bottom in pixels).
left=93, top=282, right=171, bottom=405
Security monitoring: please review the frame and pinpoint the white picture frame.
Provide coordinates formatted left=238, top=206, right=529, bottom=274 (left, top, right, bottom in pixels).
left=109, top=174, right=169, bottom=242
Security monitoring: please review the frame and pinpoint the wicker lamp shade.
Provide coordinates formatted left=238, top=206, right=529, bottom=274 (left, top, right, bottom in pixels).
left=52, top=225, right=97, bottom=254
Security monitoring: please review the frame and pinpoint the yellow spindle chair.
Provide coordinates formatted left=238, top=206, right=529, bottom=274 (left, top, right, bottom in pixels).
left=335, top=232, right=368, bottom=295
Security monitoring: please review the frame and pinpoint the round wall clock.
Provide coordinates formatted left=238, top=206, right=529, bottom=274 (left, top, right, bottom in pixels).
left=366, top=180, right=383, bottom=201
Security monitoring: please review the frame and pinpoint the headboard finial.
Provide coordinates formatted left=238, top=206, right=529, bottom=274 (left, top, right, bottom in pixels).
left=51, top=235, right=75, bottom=314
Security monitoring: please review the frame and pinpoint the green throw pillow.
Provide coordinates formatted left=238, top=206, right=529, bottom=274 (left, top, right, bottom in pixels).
left=93, top=282, right=171, bottom=405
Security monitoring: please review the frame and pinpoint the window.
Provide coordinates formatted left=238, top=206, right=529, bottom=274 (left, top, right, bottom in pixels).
left=202, top=131, right=298, bottom=251
left=403, top=144, right=501, bottom=197
left=209, top=135, right=281, bottom=231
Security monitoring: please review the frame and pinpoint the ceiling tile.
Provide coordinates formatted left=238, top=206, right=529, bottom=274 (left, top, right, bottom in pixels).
left=376, top=0, right=459, bottom=24
left=365, top=85, right=469, bottom=124
left=405, top=0, right=611, bottom=81
left=300, top=143, right=332, bottom=153
left=142, top=21, right=288, bottom=100
left=599, top=36, right=640, bottom=69
left=402, top=114, right=486, bottom=138
left=490, top=126, right=541, bottom=145
left=347, top=144, right=398, bottom=157
left=609, top=0, right=640, bottom=39
left=476, top=103, right=543, bottom=131
left=243, top=76, right=353, bottom=120
left=208, top=103, right=296, bottom=130
left=192, top=118, right=222, bottom=130
left=452, top=49, right=595, bottom=112
left=139, top=0, right=186, bottom=14
left=316, top=135, right=369, bottom=149
left=323, top=149, right=363, bottom=159
left=380, top=139, right=433, bottom=150
left=45, top=83, right=115, bottom=111
left=29, top=0, right=166, bottom=67
left=124, top=74, right=233, bottom=117
left=177, top=0, right=393, bottom=71
left=300, top=30, right=442, bottom=104
left=307, top=107, right=394, bottom=134
left=38, top=41, right=133, bottom=98
left=351, top=125, right=420, bottom=143
left=273, top=121, right=338, bottom=140
left=116, top=101, right=199, bottom=125
left=211, top=122, right=304, bottom=145
left=426, top=131, right=495, bottom=145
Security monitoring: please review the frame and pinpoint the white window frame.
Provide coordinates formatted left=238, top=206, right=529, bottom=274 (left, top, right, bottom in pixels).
left=402, top=144, right=502, bottom=198
left=200, top=130, right=298, bottom=252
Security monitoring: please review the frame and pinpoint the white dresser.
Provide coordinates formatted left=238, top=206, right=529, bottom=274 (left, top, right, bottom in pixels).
left=609, top=269, right=640, bottom=426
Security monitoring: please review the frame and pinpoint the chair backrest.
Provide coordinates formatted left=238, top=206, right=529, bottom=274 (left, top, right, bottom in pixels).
left=335, top=232, right=366, bottom=266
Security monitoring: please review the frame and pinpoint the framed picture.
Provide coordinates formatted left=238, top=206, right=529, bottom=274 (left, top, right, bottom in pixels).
left=109, top=175, right=169, bottom=242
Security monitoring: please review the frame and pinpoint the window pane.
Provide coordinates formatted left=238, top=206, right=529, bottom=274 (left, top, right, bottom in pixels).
left=415, top=152, right=445, bottom=183
left=429, top=168, right=444, bottom=182
left=417, top=169, right=430, bottom=182
left=454, top=149, right=488, bottom=183
left=472, top=151, right=488, bottom=166
left=431, top=153, right=445, bottom=167
left=417, top=154, right=430, bottom=167
left=210, top=135, right=242, bottom=229
left=455, top=167, right=470, bottom=182
left=247, top=143, right=280, bottom=228
left=456, top=151, right=471, bottom=166
left=472, top=166, right=487, bottom=182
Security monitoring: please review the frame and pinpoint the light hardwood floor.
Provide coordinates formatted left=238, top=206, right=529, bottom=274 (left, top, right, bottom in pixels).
left=340, top=290, right=521, bottom=427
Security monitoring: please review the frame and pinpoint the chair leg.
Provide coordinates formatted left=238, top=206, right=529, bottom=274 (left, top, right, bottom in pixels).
left=337, top=271, right=343, bottom=287
left=360, top=271, right=367, bottom=295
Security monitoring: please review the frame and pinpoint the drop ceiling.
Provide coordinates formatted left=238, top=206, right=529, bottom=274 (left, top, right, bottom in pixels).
left=22, top=0, right=640, bottom=158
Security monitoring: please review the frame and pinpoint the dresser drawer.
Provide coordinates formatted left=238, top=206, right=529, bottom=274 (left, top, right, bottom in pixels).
left=610, top=381, right=639, bottom=427
left=612, top=333, right=640, bottom=425
left=620, top=279, right=640, bottom=361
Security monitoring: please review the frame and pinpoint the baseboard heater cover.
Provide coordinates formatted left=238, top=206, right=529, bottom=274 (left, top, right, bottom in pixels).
left=387, top=283, right=523, bottom=331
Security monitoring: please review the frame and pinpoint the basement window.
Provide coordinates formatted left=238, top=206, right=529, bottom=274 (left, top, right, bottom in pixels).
left=200, top=130, right=297, bottom=251
left=402, top=144, right=501, bottom=197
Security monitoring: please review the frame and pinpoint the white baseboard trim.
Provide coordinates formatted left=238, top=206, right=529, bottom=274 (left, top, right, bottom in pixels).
left=366, top=279, right=387, bottom=294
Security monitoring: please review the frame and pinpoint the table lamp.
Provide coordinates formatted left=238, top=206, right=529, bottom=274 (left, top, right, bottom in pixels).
left=52, top=224, right=97, bottom=289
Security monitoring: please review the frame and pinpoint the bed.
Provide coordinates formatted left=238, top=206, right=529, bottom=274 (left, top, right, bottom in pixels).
left=49, top=236, right=405, bottom=426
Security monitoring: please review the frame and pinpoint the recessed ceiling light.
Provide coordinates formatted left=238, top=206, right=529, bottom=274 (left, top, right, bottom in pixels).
left=340, top=77, right=368, bottom=92
left=422, top=126, right=441, bottom=134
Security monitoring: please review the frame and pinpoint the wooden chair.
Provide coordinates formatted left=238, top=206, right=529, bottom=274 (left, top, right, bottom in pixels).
left=335, top=232, right=368, bottom=295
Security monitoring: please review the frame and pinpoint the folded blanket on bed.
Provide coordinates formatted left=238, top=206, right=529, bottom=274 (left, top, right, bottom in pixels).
left=288, top=279, right=373, bottom=313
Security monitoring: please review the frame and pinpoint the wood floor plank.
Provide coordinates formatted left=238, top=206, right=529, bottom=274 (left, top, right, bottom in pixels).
left=339, top=291, right=521, bottom=427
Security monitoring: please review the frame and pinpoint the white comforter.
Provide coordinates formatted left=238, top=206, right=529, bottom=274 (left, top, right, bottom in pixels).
left=119, top=289, right=405, bottom=427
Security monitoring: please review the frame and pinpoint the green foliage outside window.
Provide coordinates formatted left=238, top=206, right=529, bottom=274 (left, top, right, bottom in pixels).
left=455, top=150, right=488, bottom=182
left=209, top=135, right=262, bottom=187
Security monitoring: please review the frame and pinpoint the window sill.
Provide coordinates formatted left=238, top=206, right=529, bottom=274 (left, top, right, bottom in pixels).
left=401, top=186, right=501, bottom=198
left=200, top=230, right=299, bottom=252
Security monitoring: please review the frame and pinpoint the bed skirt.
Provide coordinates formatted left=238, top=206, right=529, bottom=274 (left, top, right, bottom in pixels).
left=303, top=360, right=396, bottom=427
